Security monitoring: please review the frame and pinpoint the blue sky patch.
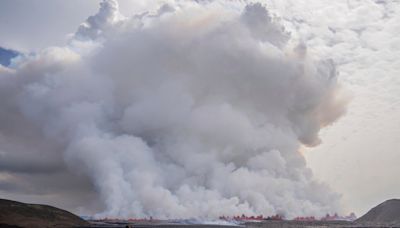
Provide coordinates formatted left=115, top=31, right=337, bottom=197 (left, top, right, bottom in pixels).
left=0, top=47, right=19, bottom=66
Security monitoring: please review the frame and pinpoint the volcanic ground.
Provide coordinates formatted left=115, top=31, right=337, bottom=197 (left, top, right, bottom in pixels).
left=2, top=198, right=400, bottom=227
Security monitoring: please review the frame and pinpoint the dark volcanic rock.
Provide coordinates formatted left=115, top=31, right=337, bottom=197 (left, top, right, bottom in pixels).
left=0, top=199, right=89, bottom=228
left=356, top=199, right=400, bottom=226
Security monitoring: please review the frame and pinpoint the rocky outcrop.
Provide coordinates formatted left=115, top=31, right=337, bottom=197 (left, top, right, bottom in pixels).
left=0, top=199, right=89, bottom=228
left=356, top=199, right=400, bottom=226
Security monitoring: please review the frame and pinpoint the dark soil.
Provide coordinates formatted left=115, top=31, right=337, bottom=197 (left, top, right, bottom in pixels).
left=356, top=199, right=400, bottom=226
left=0, top=198, right=89, bottom=228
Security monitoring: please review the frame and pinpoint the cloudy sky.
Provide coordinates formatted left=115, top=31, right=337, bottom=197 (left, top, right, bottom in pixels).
left=0, top=0, right=399, bottom=218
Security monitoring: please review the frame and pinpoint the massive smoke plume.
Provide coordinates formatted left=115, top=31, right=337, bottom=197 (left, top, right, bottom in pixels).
left=0, top=0, right=347, bottom=219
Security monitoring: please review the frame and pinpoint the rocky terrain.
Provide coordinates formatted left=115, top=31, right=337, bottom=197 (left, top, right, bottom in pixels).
left=356, top=199, right=400, bottom=226
left=0, top=199, right=89, bottom=228
left=1, top=198, right=400, bottom=227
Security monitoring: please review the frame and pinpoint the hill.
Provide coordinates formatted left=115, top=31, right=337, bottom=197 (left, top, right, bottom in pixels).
left=356, top=199, right=400, bottom=225
left=0, top=199, right=89, bottom=228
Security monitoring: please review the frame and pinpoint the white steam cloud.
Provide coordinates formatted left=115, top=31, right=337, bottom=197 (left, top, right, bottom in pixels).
left=0, top=0, right=347, bottom=219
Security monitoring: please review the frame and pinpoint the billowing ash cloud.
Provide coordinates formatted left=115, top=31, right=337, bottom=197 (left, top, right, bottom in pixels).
left=0, top=0, right=348, bottom=219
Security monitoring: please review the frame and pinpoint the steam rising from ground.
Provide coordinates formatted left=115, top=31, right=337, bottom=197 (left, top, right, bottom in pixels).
left=0, top=0, right=347, bottom=219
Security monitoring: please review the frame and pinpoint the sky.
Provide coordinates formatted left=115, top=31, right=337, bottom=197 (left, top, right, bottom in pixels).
left=266, top=0, right=400, bottom=215
left=0, top=0, right=399, bottom=218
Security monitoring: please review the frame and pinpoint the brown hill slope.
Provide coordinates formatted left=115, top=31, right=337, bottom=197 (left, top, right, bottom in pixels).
left=0, top=199, right=89, bottom=228
left=356, top=199, right=400, bottom=225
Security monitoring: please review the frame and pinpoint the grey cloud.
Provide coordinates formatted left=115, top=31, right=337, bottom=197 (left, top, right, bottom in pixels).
left=0, top=0, right=101, bottom=51
left=0, top=154, right=63, bottom=174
